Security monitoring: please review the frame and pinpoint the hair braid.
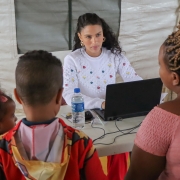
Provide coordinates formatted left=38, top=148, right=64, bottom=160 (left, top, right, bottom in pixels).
left=164, top=24, right=180, bottom=74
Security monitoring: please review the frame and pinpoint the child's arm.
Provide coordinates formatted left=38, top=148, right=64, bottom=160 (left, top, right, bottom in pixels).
left=83, top=148, right=108, bottom=180
left=77, top=134, right=108, bottom=180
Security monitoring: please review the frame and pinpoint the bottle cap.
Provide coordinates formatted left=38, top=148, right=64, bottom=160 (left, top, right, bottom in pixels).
left=74, top=88, right=80, bottom=93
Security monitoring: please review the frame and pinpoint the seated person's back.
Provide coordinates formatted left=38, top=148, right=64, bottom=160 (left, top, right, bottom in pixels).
left=0, top=50, right=107, bottom=180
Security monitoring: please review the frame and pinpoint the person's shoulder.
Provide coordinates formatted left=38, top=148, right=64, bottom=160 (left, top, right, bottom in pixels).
left=148, top=105, right=179, bottom=120
left=137, top=105, right=180, bottom=139
left=0, top=130, right=14, bottom=153
left=64, top=48, right=83, bottom=65
left=1, top=122, right=19, bottom=140
left=114, top=51, right=128, bottom=60
left=59, top=118, right=90, bottom=142
left=65, top=48, right=83, bottom=59
left=102, top=47, right=114, bottom=56
left=158, top=100, right=180, bottom=117
left=104, top=48, right=128, bottom=60
left=68, top=126, right=90, bottom=145
left=143, top=105, right=180, bottom=130
left=73, top=129, right=89, bottom=140
left=66, top=126, right=92, bottom=147
left=71, top=130, right=94, bottom=154
left=102, top=48, right=118, bottom=60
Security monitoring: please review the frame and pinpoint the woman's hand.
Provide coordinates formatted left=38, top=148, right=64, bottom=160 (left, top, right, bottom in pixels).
left=101, top=101, right=105, bottom=109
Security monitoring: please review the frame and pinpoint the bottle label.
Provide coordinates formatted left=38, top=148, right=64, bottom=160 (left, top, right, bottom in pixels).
left=71, top=102, right=84, bottom=112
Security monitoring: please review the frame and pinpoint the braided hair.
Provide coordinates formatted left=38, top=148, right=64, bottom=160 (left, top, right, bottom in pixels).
left=163, top=24, right=180, bottom=76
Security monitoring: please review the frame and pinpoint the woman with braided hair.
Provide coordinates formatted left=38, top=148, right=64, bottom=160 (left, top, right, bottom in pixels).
left=125, top=24, right=180, bottom=180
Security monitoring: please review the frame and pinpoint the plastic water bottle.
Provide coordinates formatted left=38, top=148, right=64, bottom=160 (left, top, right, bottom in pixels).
left=71, top=88, right=85, bottom=129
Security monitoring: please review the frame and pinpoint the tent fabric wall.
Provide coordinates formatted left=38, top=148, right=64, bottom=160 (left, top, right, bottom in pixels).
left=0, top=0, right=17, bottom=93
left=117, top=0, right=179, bottom=100
left=119, top=0, right=179, bottom=79
left=15, top=0, right=70, bottom=53
left=15, top=0, right=120, bottom=53
left=0, top=0, right=179, bottom=113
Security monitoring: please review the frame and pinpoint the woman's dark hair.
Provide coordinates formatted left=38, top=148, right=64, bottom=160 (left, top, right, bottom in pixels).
left=163, top=23, right=180, bottom=76
left=73, top=13, right=122, bottom=54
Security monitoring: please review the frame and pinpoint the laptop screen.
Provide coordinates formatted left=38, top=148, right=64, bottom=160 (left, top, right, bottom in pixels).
left=104, top=78, right=163, bottom=120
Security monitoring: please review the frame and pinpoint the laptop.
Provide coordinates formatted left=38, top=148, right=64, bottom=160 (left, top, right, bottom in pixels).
left=93, top=78, right=163, bottom=121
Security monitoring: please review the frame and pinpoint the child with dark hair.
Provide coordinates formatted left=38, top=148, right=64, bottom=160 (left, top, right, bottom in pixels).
left=63, top=13, right=142, bottom=180
left=0, top=50, right=107, bottom=180
left=0, top=90, right=17, bottom=179
left=0, top=90, right=17, bottom=135
left=125, top=24, right=180, bottom=180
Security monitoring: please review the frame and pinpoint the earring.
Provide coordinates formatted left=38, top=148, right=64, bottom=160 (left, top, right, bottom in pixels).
left=103, top=37, right=106, bottom=42
left=80, top=41, right=84, bottom=47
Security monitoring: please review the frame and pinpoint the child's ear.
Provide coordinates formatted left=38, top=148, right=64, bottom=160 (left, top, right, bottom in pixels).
left=56, top=88, right=63, bottom=104
left=172, top=72, right=180, bottom=86
left=14, top=88, right=22, bottom=104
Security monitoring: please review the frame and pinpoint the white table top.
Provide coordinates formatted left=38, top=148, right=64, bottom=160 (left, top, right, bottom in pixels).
left=57, top=105, right=145, bottom=157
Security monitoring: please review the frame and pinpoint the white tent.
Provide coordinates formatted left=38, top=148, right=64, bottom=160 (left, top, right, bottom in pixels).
left=0, top=0, right=179, bottom=113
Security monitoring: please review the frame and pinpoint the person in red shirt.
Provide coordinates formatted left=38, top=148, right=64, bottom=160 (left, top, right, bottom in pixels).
left=0, top=50, right=107, bottom=180
left=0, top=90, right=17, bottom=179
left=0, top=90, right=17, bottom=135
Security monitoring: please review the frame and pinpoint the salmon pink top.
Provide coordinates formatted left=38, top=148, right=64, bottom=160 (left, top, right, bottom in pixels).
left=135, top=106, right=180, bottom=180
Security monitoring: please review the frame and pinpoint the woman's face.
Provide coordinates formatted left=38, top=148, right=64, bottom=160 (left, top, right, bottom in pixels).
left=78, top=24, right=104, bottom=57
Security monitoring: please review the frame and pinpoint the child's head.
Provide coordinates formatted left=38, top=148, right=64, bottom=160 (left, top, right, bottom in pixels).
left=0, top=91, right=17, bottom=134
left=159, top=24, right=180, bottom=91
left=14, top=50, right=63, bottom=119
